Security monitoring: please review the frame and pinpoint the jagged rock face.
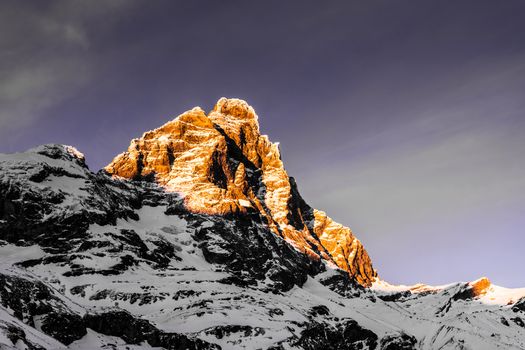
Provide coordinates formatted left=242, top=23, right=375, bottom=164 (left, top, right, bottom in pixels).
left=106, top=98, right=376, bottom=286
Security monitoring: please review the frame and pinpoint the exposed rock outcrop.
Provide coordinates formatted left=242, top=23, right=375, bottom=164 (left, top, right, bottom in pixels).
left=469, top=276, right=491, bottom=297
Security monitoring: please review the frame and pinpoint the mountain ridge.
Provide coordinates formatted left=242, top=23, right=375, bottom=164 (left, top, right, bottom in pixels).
left=0, top=99, right=525, bottom=349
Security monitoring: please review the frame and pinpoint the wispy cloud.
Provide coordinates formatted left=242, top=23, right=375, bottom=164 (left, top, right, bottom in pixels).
left=0, top=59, right=90, bottom=130
left=0, top=1, right=131, bottom=133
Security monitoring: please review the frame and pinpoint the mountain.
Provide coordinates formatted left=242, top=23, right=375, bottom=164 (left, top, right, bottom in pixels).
left=105, top=98, right=375, bottom=287
left=0, top=98, right=524, bottom=349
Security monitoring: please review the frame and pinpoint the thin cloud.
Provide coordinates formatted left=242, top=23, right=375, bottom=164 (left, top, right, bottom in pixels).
left=0, top=0, right=133, bottom=134
left=0, top=60, right=90, bottom=130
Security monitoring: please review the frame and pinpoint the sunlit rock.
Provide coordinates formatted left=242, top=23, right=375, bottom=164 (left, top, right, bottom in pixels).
left=470, top=277, right=492, bottom=297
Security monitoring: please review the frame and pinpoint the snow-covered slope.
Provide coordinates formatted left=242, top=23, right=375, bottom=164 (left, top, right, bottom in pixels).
left=1, top=108, right=525, bottom=349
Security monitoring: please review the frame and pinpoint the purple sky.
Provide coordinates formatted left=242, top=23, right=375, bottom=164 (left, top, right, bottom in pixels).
left=1, top=1, right=525, bottom=287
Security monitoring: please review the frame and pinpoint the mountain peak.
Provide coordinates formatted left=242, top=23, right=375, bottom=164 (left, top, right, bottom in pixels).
left=105, top=98, right=377, bottom=286
left=470, top=276, right=492, bottom=296
left=213, top=97, right=257, bottom=120
left=26, top=144, right=87, bottom=167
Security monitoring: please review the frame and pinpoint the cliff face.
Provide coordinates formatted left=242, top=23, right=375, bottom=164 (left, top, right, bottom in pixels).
left=105, top=98, right=376, bottom=286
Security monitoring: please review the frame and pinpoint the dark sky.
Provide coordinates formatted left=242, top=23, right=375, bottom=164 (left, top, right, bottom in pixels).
left=1, top=0, right=525, bottom=286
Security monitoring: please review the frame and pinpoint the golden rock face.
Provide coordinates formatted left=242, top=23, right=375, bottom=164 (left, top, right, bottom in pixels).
left=469, top=277, right=492, bottom=297
left=105, top=98, right=377, bottom=286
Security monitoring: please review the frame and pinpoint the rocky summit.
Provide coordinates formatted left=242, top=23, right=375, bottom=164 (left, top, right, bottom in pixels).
left=105, top=98, right=376, bottom=287
left=1, top=98, right=525, bottom=349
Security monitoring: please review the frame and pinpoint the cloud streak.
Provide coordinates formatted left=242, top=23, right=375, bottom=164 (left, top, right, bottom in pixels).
left=0, top=1, right=133, bottom=133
